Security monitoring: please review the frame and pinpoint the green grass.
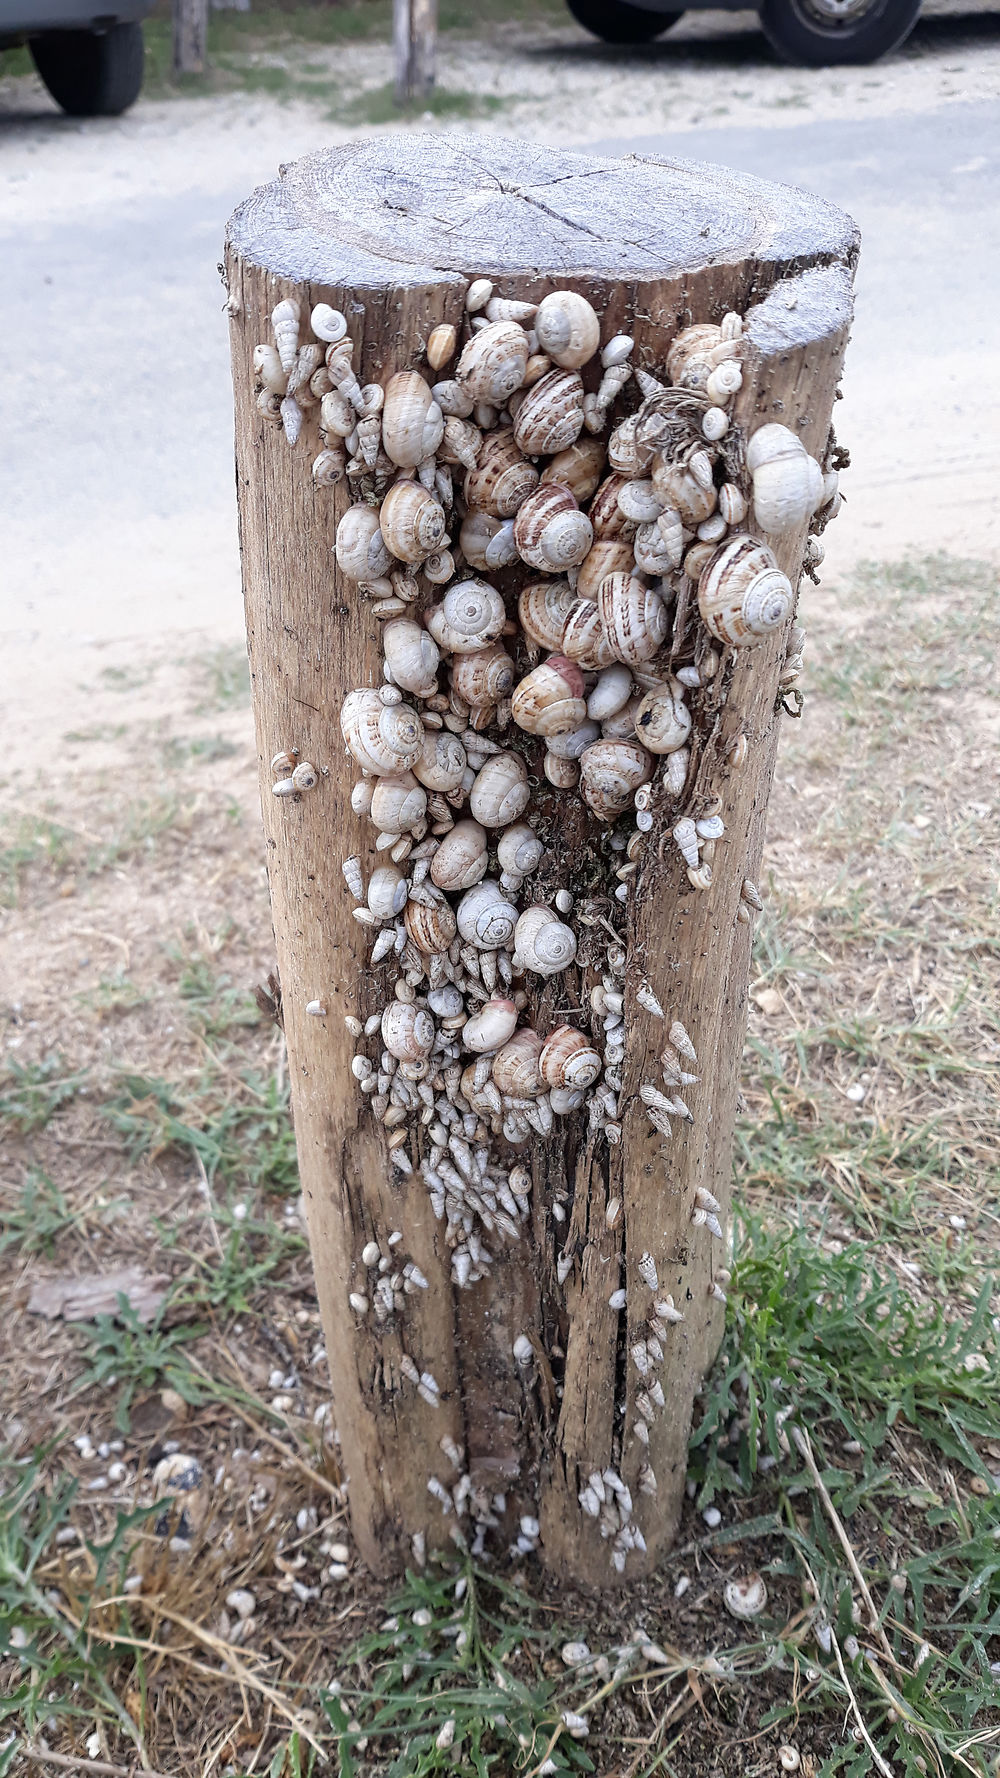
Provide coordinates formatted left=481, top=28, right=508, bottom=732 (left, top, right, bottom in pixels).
left=0, top=814, right=75, bottom=907
left=339, top=82, right=506, bottom=124
left=0, top=1056, right=89, bottom=1133
left=0, top=1172, right=86, bottom=1257
left=70, top=1298, right=210, bottom=1433
left=101, top=1066, right=299, bottom=1195
left=190, top=642, right=250, bottom=714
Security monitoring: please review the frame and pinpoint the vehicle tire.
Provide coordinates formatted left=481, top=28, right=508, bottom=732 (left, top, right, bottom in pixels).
left=30, top=21, right=145, bottom=116
left=565, top=0, right=684, bottom=44
left=760, top=0, right=920, bottom=64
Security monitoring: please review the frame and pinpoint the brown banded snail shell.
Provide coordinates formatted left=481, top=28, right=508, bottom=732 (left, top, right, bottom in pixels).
left=491, top=1027, right=545, bottom=1097
left=512, top=369, right=585, bottom=457
left=510, top=655, right=587, bottom=738
left=404, top=896, right=458, bottom=955
left=576, top=539, right=634, bottom=602
left=561, top=598, right=617, bottom=672
left=697, top=536, right=793, bottom=648
left=588, top=474, right=634, bottom=539
left=513, top=483, right=593, bottom=573
left=578, top=738, right=653, bottom=820
left=539, top=1025, right=602, bottom=1089
left=540, top=436, right=608, bottom=504
left=598, top=574, right=669, bottom=667
left=464, top=428, right=538, bottom=517
left=378, top=481, right=447, bottom=565
left=451, top=645, right=516, bottom=709
left=517, top=578, right=577, bottom=650
left=456, top=320, right=530, bottom=406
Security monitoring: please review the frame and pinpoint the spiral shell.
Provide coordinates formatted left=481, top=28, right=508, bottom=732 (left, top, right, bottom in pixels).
left=320, top=388, right=355, bottom=439
left=382, top=1001, right=434, bottom=1061
left=312, top=447, right=346, bottom=487
left=254, top=343, right=287, bottom=395
left=413, top=729, right=466, bottom=793
left=513, top=369, right=585, bottom=457
left=540, top=436, right=608, bottom=504
left=496, top=822, right=543, bottom=877
left=378, top=481, right=447, bottom=564
left=270, top=298, right=300, bottom=374
left=598, top=574, right=669, bottom=667
left=511, top=655, right=587, bottom=738
left=534, top=291, right=601, bottom=369
left=437, top=415, right=481, bottom=473
left=431, top=819, right=490, bottom=891
left=340, top=689, right=424, bottom=775
left=451, top=645, right=516, bottom=710
left=517, top=578, right=577, bottom=651
left=491, top=1028, right=545, bottom=1097
left=652, top=461, right=717, bottom=527
left=469, top=751, right=531, bottom=828
left=514, top=484, right=593, bottom=573
left=585, top=474, right=631, bottom=540
left=579, top=738, right=653, bottom=820
left=464, top=428, right=538, bottom=517
left=587, top=663, right=634, bottom=721
left=718, top=482, right=748, bottom=527
left=456, top=321, right=530, bottom=406
left=513, top=905, right=578, bottom=977
left=335, top=505, right=392, bottom=580
left=381, top=371, right=444, bottom=467
left=747, top=424, right=824, bottom=535
left=382, top=618, right=441, bottom=698
left=369, top=770, right=428, bottom=832
left=539, top=1025, right=602, bottom=1089
left=426, top=580, right=506, bottom=653
left=697, top=536, right=793, bottom=648
left=666, top=322, right=721, bottom=388
left=310, top=303, right=347, bottom=345
left=463, top=997, right=519, bottom=1053
left=404, top=896, right=458, bottom=955
left=544, top=752, right=578, bottom=789
left=457, top=879, right=519, bottom=949
left=367, top=863, right=408, bottom=920
left=433, top=378, right=475, bottom=419
left=458, top=510, right=503, bottom=572
left=634, top=684, right=691, bottom=755
left=576, top=539, right=634, bottom=602
left=600, top=693, right=645, bottom=740
left=561, top=598, right=617, bottom=671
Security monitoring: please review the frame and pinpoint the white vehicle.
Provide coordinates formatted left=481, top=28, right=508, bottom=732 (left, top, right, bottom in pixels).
left=0, top=0, right=152, bottom=112
left=563, top=0, right=922, bottom=65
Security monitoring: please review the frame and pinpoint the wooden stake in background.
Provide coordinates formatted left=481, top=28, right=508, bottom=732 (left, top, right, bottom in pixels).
left=172, top=0, right=207, bottom=74
left=225, top=135, right=856, bottom=1588
left=394, top=0, right=437, bottom=103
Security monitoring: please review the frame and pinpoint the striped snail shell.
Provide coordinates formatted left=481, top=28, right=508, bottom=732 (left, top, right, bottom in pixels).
left=458, top=510, right=503, bottom=572
left=561, top=598, right=617, bottom=672
left=425, top=580, right=506, bottom=653
left=464, top=427, right=538, bottom=517
left=431, top=819, right=490, bottom=892
left=456, top=320, right=530, bottom=406
left=517, top=578, right=577, bottom=651
left=496, top=821, right=543, bottom=877
left=608, top=414, right=653, bottom=477
left=335, top=506, right=392, bottom=580
left=513, top=905, right=578, bottom=977
left=491, top=1028, right=545, bottom=1098
left=540, top=435, right=608, bottom=505
left=539, top=1025, right=602, bottom=1089
left=382, top=618, right=440, bottom=698
left=512, top=369, right=585, bottom=457
left=665, top=322, right=722, bottom=389
left=404, top=895, right=458, bottom=955
left=457, top=879, right=520, bottom=949
left=381, top=371, right=444, bottom=467
left=534, top=290, right=601, bottom=370
left=381, top=1001, right=435, bottom=1061
left=746, top=423, right=824, bottom=535
left=651, top=460, right=717, bottom=528
left=578, top=738, right=653, bottom=820
left=369, top=770, right=428, bottom=833
left=510, top=655, right=587, bottom=738
left=697, top=536, right=793, bottom=648
left=718, top=482, right=748, bottom=527
left=634, top=684, right=691, bottom=755
left=451, top=645, right=516, bottom=710
left=270, top=298, right=300, bottom=374
left=588, top=474, right=634, bottom=539
left=462, top=996, right=519, bottom=1053
left=367, top=864, right=408, bottom=920
left=469, top=751, right=531, bottom=828
left=598, top=574, right=669, bottom=667
left=340, top=690, right=424, bottom=775
left=513, top=483, right=593, bottom=573
left=378, top=481, right=447, bottom=565
left=412, top=728, right=466, bottom=793
left=576, top=539, right=635, bottom=602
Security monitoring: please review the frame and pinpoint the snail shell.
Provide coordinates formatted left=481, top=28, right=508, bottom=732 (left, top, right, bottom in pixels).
left=426, top=580, right=506, bottom=653
left=378, top=481, right=447, bottom=565
left=457, top=879, right=519, bottom=949
left=599, top=692, right=645, bottom=740
left=747, top=424, right=824, bottom=535
left=598, top=574, right=669, bottom=666
left=438, top=416, right=482, bottom=473
left=514, top=483, right=593, bottom=574
left=254, top=343, right=287, bottom=395
left=534, top=290, right=600, bottom=369
left=545, top=717, right=600, bottom=760
left=511, top=655, right=587, bottom=738
left=550, top=1084, right=585, bottom=1115
left=518, top=577, right=577, bottom=650
left=451, top=645, right=516, bottom=709
left=576, top=539, right=634, bottom=602
left=340, top=689, right=424, bottom=775
left=461, top=1061, right=502, bottom=1118
left=413, top=729, right=466, bottom=793
left=382, top=618, right=441, bottom=698
left=513, top=905, right=578, bottom=977
left=587, top=663, right=634, bottom=722
left=496, top=822, right=543, bottom=877
left=617, top=479, right=665, bottom=525
left=458, top=510, right=503, bottom=572
left=404, top=895, right=458, bottom=955
left=336, top=505, right=392, bottom=580
left=431, top=819, right=489, bottom=891
left=718, top=483, right=748, bottom=527
left=665, top=322, right=721, bottom=388
left=512, top=369, right=585, bottom=456
left=539, top=1025, right=602, bottom=1089
left=312, top=447, right=346, bottom=487
left=464, top=428, right=538, bottom=517
left=320, top=388, right=355, bottom=439
left=456, top=320, right=530, bottom=406
left=463, top=996, right=519, bottom=1053
left=579, top=738, right=653, bottom=820
left=491, top=1028, right=545, bottom=1097
left=367, top=863, right=408, bottom=920
left=561, top=598, right=617, bottom=671
left=381, top=1001, right=435, bottom=1062
left=427, top=322, right=458, bottom=371
left=652, top=461, right=717, bottom=527
left=381, top=371, right=444, bottom=467
left=544, top=752, right=579, bottom=789
left=270, top=298, right=300, bottom=373
left=697, top=536, right=794, bottom=647
left=469, top=751, right=531, bottom=828
left=433, top=378, right=475, bottom=419
left=369, top=770, right=427, bottom=833
left=634, top=685, right=692, bottom=755
left=608, top=414, right=645, bottom=476
left=310, top=303, right=347, bottom=345
left=540, top=436, right=608, bottom=505
left=589, top=474, right=635, bottom=539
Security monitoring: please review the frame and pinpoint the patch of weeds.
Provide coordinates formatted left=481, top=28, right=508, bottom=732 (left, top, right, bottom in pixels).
left=77, top=971, right=149, bottom=1020
left=102, top=1068, right=299, bottom=1195
left=338, top=82, right=505, bottom=124
left=161, top=1200, right=306, bottom=1316
left=70, top=1297, right=209, bottom=1433
left=0, top=1056, right=87, bottom=1133
left=98, top=663, right=154, bottom=694
left=0, top=1171, right=82, bottom=1257
left=161, top=734, right=239, bottom=769
left=192, top=643, right=250, bottom=714
left=0, top=814, right=75, bottom=906
left=0, top=45, right=33, bottom=76
left=173, top=944, right=262, bottom=1040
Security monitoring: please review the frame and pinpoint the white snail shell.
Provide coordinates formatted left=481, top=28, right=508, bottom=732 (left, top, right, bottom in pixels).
left=291, top=760, right=318, bottom=790
left=412, top=729, right=466, bottom=793
left=320, top=388, right=355, bottom=439
left=496, top=822, right=543, bottom=877
left=634, top=685, right=692, bottom=755
left=513, top=484, right=593, bottom=573
left=427, top=322, right=458, bottom=371
left=336, top=505, right=392, bottom=581
left=270, top=298, right=300, bottom=373
left=616, top=479, right=664, bottom=525
left=747, top=423, right=824, bottom=535
left=381, top=371, right=444, bottom=468
left=433, top=377, right=475, bottom=418
left=464, top=427, right=538, bottom=517
left=539, top=1025, right=602, bottom=1088
left=517, top=578, right=577, bottom=651
left=544, top=718, right=600, bottom=760
left=451, top=645, right=516, bottom=710
left=718, top=482, right=747, bottom=526
left=310, top=303, right=347, bottom=344
left=513, top=368, right=585, bottom=456
left=438, top=415, right=482, bottom=473
left=598, top=573, right=669, bottom=667
left=340, top=689, right=424, bottom=775
left=458, top=510, right=502, bottom=572
left=378, top=481, right=447, bottom=565
left=367, top=864, right=408, bottom=920
left=697, top=536, right=794, bottom=648
left=587, top=663, right=633, bottom=722
left=425, top=580, right=507, bottom=654
left=403, top=896, right=457, bottom=955
left=431, top=818, right=489, bottom=891
left=576, top=539, right=634, bottom=603
left=312, top=447, right=346, bottom=486
left=456, top=320, right=530, bottom=406
left=382, top=617, right=441, bottom=698
left=579, top=738, right=653, bottom=820
left=369, top=770, right=427, bottom=833
left=510, top=654, right=587, bottom=738
left=513, top=905, right=577, bottom=977
left=469, top=751, right=531, bottom=828
left=544, top=752, right=578, bottom=789
left=463, top=997, right=519, bottom=1053
left=381, top=1001, right=434, bottom=1061
left=457, top=879, right=519, bottom=949
left=600, top=692, right=645, bottom=741
left=491, top=1027, right=545, bottom=1097
left=254, top=343, right=287, bottom=395
left=705, top=359, right=742, bottom=405
left=550, top=1084, right=586, bottom=1115
left=534, top=291, right=600, bottom=369
left=540, top=436, right=608, bottom=505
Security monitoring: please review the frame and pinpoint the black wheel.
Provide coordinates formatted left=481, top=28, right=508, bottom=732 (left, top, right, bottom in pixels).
left=30, top=21, right=144, bottom=116
left=565, top=0, right=684, bottom=44
left=760, top=0, right=920, bottom=63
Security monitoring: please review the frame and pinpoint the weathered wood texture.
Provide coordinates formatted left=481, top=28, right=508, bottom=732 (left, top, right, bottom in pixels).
left=393, top=0, right=436, bottom=103
left=172, top=0, right=207, bottom=73
left=226, top=135, right=856, bottom=1587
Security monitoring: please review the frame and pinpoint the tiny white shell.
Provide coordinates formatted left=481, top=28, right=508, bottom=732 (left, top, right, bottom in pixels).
left=724, top=1575, right=768, bottom=1620
left=587, top=664, right=633, bottom=722
left=534, top=291, right=601, bottom=369
left=310, top=303, right=347, bottom=344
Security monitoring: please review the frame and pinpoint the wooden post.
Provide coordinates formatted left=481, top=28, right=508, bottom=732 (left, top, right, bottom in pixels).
left=225, top=135, right=856, bottom=1588
left=394, top=0, right=435, bottom=103
left=392, top=0, right=412, bottom=106
left=172, top=0, right=207, bottom=73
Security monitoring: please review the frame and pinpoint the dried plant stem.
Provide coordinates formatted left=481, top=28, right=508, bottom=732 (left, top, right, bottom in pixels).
left=23, top=1751, right=173, bottom=1778
left=791, top=1423, right=893, bottom=1659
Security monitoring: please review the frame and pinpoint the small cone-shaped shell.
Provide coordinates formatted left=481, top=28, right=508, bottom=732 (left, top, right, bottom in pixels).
left=413, top=729, right=466, bottom=793
left=367, top=863, right=408, bottom=920
left=634, top=685, right=692, bottom=755
left=457, top=879, right=519, bottom=949
left=404, top=896, right=458, bottom=955
left=426, top=580, right=506, bottom=653
left=513, top=369, right=585, bottom=457
left=539, top=1025, right=602, bottom=1088
left=382, top=618, right=441, bottom=697
left=382, top=1001, right=435, bottom=1061
left=540, top=436, right=607, bottom=504
left=431, top=819, right=490, bottom=891
left=588, top=474, right=634, bottom=540
left=579, top=738, right=653, bottom=820
left=464, top=428, right=538, bottom=518
left=576, top=539, right=634, bottom=602
left=336, top=505, right=391, bottom=580
left=513, top=905, right=577, bottom=976
left=451, top=645, right=516, bottom=710
left=370, top=770, right=428, bottom=832
left=271, top=298, right=300, bottom=373
left=517, top=578, right=577, bottom=650
left=378, top=481, right=447, bottom=564
left=382, top=372, right=443, bottom=468
left=511, top=655, right=587, bottom=738
left=496, top=821, right=543, bottom=876
left=561, top=598, right=617, bottom=671
left=456, top=320, right=530, bottom=406
left=463, top=997, right=519, bottom=1053
left=665, top=322, right=721, bottom=387
left=461, top=1061, right=502, bottom=1117
left=438, top=416, right=481, bottom=472
left=458, top=510, right=503, bottom=572
left=492, top=1027, right=545, bottom=1097
left=469, top=752, right=530, bottom=828
left=598, top=574, right=669, bottom=667
left=513, top=483, right=593, bottom=573
left=697, top=536, right=794, bottom=648
left=341, top=690, right=424, bottom=775
left=534, top=291, right=601, bottom=369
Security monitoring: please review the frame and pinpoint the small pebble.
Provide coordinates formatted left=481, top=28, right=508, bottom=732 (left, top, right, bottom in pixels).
left=702, top=1506, right=722, bottom=1529
left=329, top=1541, right=350, bottom=1564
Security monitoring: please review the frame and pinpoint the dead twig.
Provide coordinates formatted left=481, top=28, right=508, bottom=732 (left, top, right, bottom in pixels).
left=791, top=1423, right=893, bottom=1660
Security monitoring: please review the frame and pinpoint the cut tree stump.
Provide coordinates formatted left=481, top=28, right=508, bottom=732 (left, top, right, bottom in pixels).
left=225, top=135, right=857, bottom=1588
